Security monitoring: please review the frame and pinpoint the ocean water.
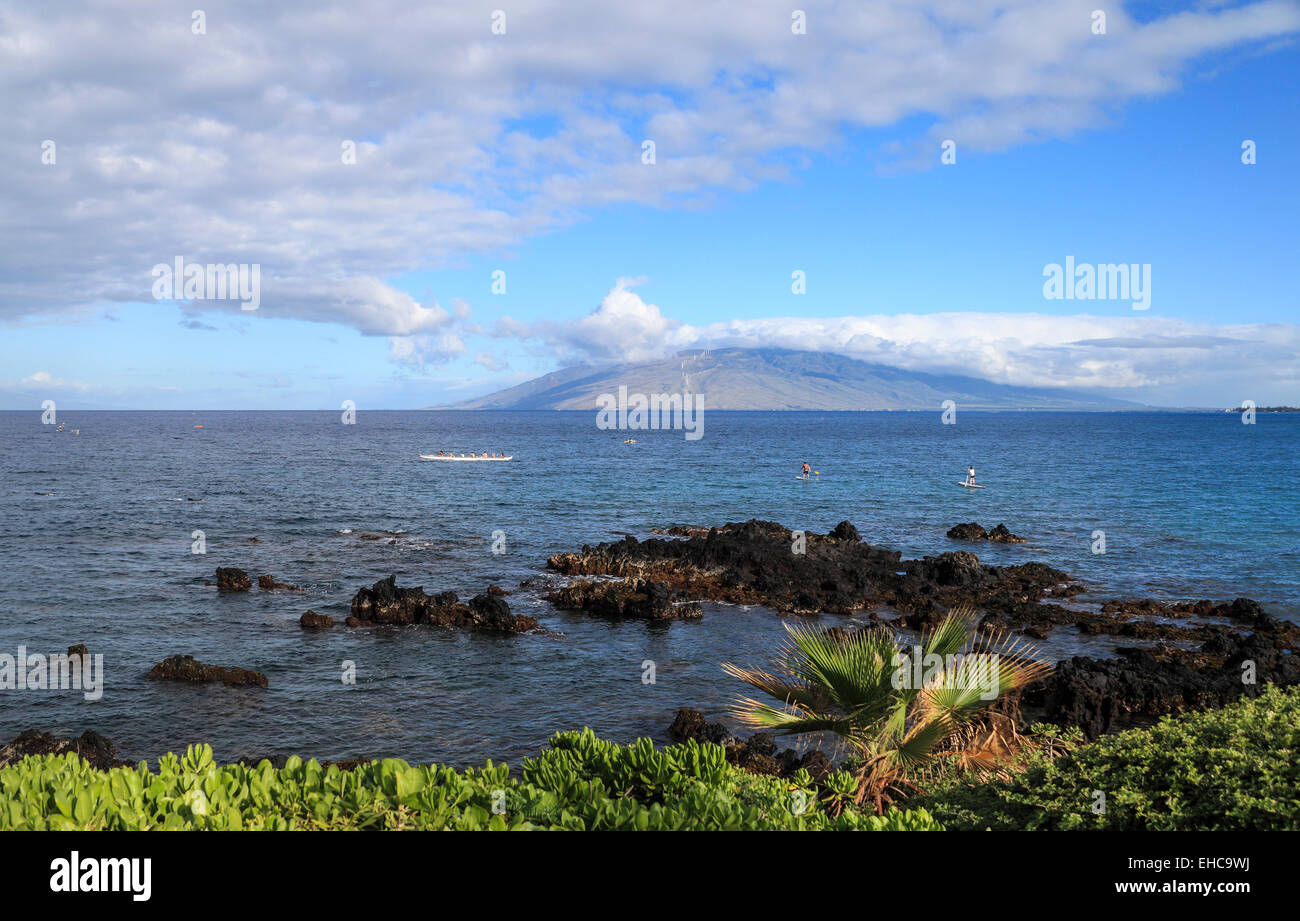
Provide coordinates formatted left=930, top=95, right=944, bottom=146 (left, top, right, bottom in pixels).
left=1, top=409, right=1296, bottom=766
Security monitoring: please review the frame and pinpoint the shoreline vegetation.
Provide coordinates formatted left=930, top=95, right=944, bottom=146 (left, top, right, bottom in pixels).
left=2, top=686, right=1295, bottom=830
left=9, top=518, right=1297, bottom=830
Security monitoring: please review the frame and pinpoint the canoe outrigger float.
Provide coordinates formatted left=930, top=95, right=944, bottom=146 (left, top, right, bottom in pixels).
left=419, top=454, right=513, bottom=461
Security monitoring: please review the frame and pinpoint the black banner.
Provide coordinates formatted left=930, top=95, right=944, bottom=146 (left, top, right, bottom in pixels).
left=0, top=831, right=1280, bottom=908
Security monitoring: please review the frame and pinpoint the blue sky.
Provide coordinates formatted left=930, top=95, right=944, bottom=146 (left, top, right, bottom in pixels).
left=1, top=1, right=1297, bottom=408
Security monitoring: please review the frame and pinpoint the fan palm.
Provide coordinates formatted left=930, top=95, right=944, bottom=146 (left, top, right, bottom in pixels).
left=722, top=605, right=1051, bottom=812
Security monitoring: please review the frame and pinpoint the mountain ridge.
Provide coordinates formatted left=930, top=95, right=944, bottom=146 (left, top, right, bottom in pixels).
left=434, top=348, right=1143, bottom=411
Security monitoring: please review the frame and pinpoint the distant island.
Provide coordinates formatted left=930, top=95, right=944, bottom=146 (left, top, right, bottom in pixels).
left=1227, top=406, right=1299, bottom=413
left=435, top=348, right=1144, bottom=412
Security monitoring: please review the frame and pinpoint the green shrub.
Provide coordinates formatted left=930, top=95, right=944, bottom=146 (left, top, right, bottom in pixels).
left=913, top=683, right=1300, bottom=830
left=0, top=729, right=942, bottom=831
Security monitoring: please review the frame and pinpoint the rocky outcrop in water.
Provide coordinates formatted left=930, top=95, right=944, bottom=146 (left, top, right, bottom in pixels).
left=467, top=593, right=534, bottom=633
left=987, top=524, right=1026, bottom=544
left=0, top=729, right=126, bottom=770
left=1027, top=601, right=1300, bottom=739
left=214, top=567, right=252, bottom=592
left=300, top=610, right=334, bottom=629
left=1098, top=597, right=1273, bottom=624
left=147, top=654, right=268, bottom=687
left=980, top=595, right=1284, bottom=642
left=549, top=519, right=1070, bottom=620
left=946, top=522, right=1027, bottom=543
left=347, top=575, right=538, bottom=633
left=549, top=579, right=703, bottom=621
left=592, top=520, right=1300, bottom=747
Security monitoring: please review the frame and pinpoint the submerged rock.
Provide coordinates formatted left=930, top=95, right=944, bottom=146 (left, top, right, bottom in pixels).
left=348, top=575, right=538, bottom=633
left=258, top=574, right=303, bottom=591
left=147, top=654, right=268, bottom=688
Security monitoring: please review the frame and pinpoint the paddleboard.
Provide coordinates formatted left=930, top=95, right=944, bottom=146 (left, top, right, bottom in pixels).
left=957, top=482, right=986, bottom=488
left=420, top=454, right=513, bottom=461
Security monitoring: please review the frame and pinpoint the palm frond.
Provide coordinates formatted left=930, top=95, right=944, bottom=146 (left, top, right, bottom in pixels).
left=719, top=662, right=828, bottom=712
left=726, top=696, right=854, bottom=737
left=922, top=605, right=979, bottom=659
left=781, top=623, right=899, bottom=713
left=885, top=715, right=956, bottom=769
left=914, top=654, right=1007, bottom=718
left=721, top=604, right=1054, bottom=813
left=914, top=638, right=1051, bottom=723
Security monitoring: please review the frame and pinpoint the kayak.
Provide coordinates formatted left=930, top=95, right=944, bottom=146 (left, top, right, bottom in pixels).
left=420, top=454, right=513, bottom=461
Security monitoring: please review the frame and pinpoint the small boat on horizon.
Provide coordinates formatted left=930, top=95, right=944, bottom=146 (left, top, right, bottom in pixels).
left=419, top=453, right=513, bottom=461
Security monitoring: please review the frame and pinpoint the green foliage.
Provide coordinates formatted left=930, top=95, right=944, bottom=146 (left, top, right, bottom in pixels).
left=723, top=607, right=1050, bottom=808
left=0, top=732, right=942, bottom=831
left=912, top=684, right=1300, bottom=830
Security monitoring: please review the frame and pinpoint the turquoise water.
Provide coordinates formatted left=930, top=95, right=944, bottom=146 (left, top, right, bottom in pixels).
left=1, top=410, right=1296, bottom=764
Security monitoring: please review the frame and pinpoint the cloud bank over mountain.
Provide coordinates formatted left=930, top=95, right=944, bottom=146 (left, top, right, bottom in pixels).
left=494, top=279, right=1299, bottom=400
left=440, top=347, right=1143, bottom=411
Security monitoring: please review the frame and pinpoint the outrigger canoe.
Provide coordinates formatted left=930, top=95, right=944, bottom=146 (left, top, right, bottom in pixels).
left=419, top=454, right=513, bottom=461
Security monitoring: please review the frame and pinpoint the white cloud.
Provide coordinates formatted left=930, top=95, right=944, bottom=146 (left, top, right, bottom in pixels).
left=2, top=0, right=1296, bottom=332
left=504, top=276, right=694, bottom=363
left=498, top=281, right=1300, bottom=395
left=12, top=371, right=94, bottom=392
left=474, top=351, right=508, bottom=372
left=387, top=331, right=468, bottom=369
left=283, top=278, right=461, bottom=337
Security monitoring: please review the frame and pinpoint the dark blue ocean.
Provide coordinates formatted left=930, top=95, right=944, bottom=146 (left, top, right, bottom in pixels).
left=1, top=410, right=1296, bottom=765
